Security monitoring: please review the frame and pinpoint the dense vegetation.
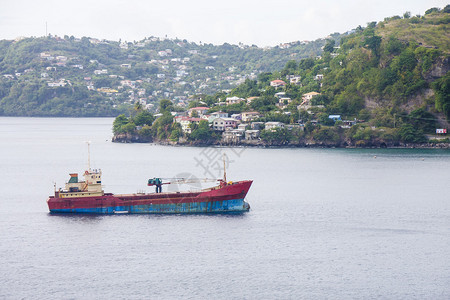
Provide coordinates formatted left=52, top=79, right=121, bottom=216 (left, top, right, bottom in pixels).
left=0, top=33, right=330, bottom=116
left=113, top=7, right=450, bottom=146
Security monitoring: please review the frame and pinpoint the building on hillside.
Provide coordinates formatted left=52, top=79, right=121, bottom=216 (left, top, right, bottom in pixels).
left=278, top=97, right=292, bottom=105
left=340, top=119, right=357, bottom=128
left=302, top=92, right=320, bottom=102
left=246, top=96, right=259, bottom=104
left=174, top=116, right=203, bottom=134
left=211, top=111, right=228, bottom=118
left=314, top=74, right=324, bottom=81
left=213, top=118, right=238, bottom=131
left=222, top=129, right=245, bottom=143
left=231, top=113, right=242, bottom=121
left=288, top=75, right=301, bottom=85
left=298, top=92, right=321, bottom=107
left=251, top=122, right=265, bottom=130
left=237, top=124, right=248, bottom=131
left=245, top=130, right=260, bottom=140
left=241, top=111, right=261, bottom=122
left=188, top=106, right=209, bottom=117
left=274, top=92, right=286, bottom=98
left=286, top=124, right=303, bottom=131
left=226, top=96, right=245, bottom=105
left=265, top=122, right=285, bottom=130
left=328, top=115, right=342, bottom=121
left=270, top=80, right=286, bottom=88
left=208, top=111, right=228, bottom=123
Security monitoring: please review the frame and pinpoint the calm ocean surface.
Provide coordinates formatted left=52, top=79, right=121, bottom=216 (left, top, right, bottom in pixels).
left=0, top=117, right=449, bottom=299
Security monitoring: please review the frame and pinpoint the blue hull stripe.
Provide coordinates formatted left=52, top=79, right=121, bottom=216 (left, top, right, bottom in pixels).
left=50, top=198, right=250, bottom=214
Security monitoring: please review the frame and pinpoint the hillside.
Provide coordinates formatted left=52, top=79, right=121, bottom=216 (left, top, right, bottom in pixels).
left=112, top=6, right=450, bottom=147
left=0, top=34, right=332, bottom=116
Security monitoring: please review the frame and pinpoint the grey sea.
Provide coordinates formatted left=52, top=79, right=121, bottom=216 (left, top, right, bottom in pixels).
left=0, top=117, right=449, bottom=299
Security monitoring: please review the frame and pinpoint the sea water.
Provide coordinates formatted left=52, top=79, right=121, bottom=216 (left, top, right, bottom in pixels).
left=0, top=117, right=449, bottom=299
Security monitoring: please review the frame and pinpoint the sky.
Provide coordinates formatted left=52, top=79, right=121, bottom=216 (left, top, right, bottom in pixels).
left=0, top=0, right=448, bottom=46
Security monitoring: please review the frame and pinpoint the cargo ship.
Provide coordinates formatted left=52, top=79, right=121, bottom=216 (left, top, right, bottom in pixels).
left=47, top=161, right=252, bottom=214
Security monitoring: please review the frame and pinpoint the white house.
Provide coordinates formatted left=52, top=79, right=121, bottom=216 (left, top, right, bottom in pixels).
left=302, top=92, right=320, bottom=102
left=238, top=124, right=248, bottom=130
left=94, top=69, right=108, bottom=75
left=265, top=122, right=285, bottom=130
left=298, top=92, right=321, bottom=107
left=289, top=76, right=301, bottom=85
left=174, top=117, right=202, bottom=134
left=208, top=111, right=228, bottom=122
left=314, top=74, right=324, bottom=81
left=226, top=96, right=245, bottom=105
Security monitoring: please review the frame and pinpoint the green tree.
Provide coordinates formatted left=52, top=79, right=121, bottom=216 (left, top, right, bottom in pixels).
left=169, top=123, right=182, bottom=141
left=323, top=39, right=335, bottom=53
left=122, top=121, right=136, bottom=134
left=432, top=73, right=450, bottom=120
left=189, top=120, right=213, bottom=141
left=134, top=110, right=155, bottom=126
left=313, top=127, right=340, bottom=144
left=159, top=99, right=174, bottom=112
left=399, top=123, right=426, bottom=143
left=260, top=128, right=292, bottom=145
left=425, top=7, right=440, bottom=15
left=191, top=109, right=199, bottom=117
left=113, top=114, right=129, bottom=134
left=406, top=108, right=437, bottom=133
left=152, top=111, right=174, bottom=140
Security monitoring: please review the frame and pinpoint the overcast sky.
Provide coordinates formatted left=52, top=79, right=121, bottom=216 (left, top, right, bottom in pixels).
left=1, top=0, right=448, bottom=46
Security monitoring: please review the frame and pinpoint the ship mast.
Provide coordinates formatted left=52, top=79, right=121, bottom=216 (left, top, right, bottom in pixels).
left=223, top=154, right=227, bottom=183
left=86, top=141, right=91, bottom=172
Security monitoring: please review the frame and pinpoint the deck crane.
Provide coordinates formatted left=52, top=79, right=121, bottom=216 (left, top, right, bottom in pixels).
left=148, top=154, right=230, bottom=193
left=147, top=177, right=221, bottom=193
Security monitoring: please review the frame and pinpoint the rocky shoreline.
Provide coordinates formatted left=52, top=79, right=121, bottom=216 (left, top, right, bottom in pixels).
left=112, top=133, right=450, bottom=149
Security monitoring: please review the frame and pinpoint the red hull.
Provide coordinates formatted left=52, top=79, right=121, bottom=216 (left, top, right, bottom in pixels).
left=48, top=180, right=252, bottom=214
